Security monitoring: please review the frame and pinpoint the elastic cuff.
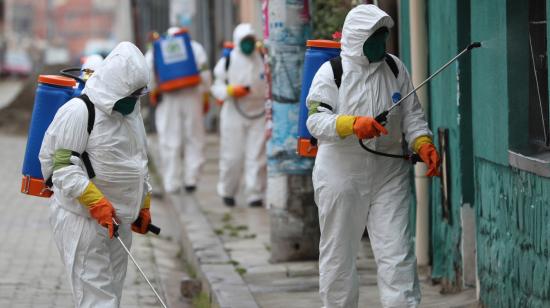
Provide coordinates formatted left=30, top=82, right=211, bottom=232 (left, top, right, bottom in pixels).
left=78, top=182, right=104, bottom=208
left=308, top=101, right=321, bottom=116
left=412, top=135, right=433, bottom=153
left=336, top=115, right=356, bottom=138
left=53, top=148, right=74, bottom=171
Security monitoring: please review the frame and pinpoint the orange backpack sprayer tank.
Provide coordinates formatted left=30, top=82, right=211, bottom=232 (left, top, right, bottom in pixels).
left=153, top=28, right=200, bottom=92
left=297, top=40, right=341, bottom=157
left=21, top=75, right=78, bottom=197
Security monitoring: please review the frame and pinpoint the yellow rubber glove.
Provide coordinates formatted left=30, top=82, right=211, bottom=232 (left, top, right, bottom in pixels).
left=78, top=182, right=117, bottom=238
left=335, top=115, right=356, bottom=138
left=227, top=85, right=250, bottom=98
left=412, top=135, right=433, bottom=153
left=142, top=192, right=151, bottom=209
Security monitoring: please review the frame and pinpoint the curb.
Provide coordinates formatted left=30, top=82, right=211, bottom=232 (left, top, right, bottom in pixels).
left=166, top=193, right=259, bottom=308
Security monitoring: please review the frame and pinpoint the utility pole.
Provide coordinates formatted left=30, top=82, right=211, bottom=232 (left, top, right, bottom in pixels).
left=264, top=0, right=319, bottom=262
left=130, top=0, right=141, bottom=49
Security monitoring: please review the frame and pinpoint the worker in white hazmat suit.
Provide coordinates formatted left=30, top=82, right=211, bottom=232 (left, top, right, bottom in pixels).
left=148, top=27, right=212, bottom=193
left=211, top=23, right=267, bottom=207
left=39, top=41, right=153, bottom=307
left=306, top=5, right=440, bottom=308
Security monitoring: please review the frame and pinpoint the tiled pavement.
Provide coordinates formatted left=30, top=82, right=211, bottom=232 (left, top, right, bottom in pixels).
left=0, top=134, right=189, bottom=308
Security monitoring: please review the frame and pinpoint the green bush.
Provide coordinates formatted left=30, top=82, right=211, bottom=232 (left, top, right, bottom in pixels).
left=311, top=0, right=363, bottom=39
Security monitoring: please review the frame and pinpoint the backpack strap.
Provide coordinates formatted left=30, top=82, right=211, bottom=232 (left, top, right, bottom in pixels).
left=224, top=52, right=231, bottom=85
left=329, top=55, right=399, bottom=89
left=225, top=52, right=231, bottom=72
left=329, top=56, right=343, bottom=89
left=77, top=94, right=96, bottom=179
left=44, top=94, right=96, bottom=187
left=79, top=94, right=95, bottom=135
left=384, top=53, right=399, bottom=79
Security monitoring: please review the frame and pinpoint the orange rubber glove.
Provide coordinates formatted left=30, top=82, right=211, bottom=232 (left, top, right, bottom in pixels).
left=131, top=208, right=151, bottom=234
left=417, top=143, right=441, bottom=177
left=149, top=88, right=162, bottom=107
left=78, top=182, right=116, bottom=238
left=203, top=92, right=210, bottom=114
left=88, top=198, right=117, bottom=238
left=227, top=85, right=250, bottom=98
left=353, top=116, right=388, bottom=139
left=132, top=193, right=151, bottom=234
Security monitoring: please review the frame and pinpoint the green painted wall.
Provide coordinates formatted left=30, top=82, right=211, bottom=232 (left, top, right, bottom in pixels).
left=471, top=0, right=550, bottom=306
left=470, top=0, right=509, bottom=164
left=476, top=159, right=550, bottom=307
left=399, top=0, right=411, bottom=70
left=427, top=0, right=472, bottom=289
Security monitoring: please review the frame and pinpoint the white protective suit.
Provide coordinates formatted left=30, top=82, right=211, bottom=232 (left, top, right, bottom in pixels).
left=148, top=27, right=211, bottom=192
left=211, top=23, right=267, bottom=203
left=81, top=54, right=104, bottom=71
left=306, top=5, right=430, bottom=308
left=39, top=42, right=151, bottom=307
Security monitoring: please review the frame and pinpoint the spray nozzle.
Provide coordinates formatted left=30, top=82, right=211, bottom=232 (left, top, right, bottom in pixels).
left=467, top=42, right=482, bottom=50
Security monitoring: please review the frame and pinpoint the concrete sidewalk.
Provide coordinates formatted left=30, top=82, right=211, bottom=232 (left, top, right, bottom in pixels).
left=165, top=134, right=478, bottom=308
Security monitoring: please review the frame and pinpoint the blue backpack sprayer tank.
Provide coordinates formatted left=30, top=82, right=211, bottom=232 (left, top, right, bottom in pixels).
left=222, top=41, right=234, bottom=58
left=21, top=74, right=79, bottom=197
left=297, top=40, right=341, bottom=157
left=20, top=64, right=90, bottom=197
left=153, top=28, right=200, bottom=92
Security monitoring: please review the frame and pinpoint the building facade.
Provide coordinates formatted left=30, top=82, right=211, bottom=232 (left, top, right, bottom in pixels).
left=400, top=0, right=550, bottom=306
left=4, top=0, right=117, bottom=61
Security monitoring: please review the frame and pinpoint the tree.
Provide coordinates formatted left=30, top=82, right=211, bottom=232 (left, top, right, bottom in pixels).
left=311, top=0, right=364, bottom=39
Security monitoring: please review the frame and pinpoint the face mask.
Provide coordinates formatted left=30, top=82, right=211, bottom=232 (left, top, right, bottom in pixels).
left=363, top=27, right=389, bottom=62
left=113, top=96, right=138, bottom=115
left=240, top=38, right=256, bottom=55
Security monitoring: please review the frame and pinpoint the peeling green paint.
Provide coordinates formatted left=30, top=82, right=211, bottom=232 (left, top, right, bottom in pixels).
left=399, top=0, right=411, bottom=71
left=470, top=0, right=509, bottom=164
left=476, top=159, right=550, bottom=307
left=427, top=0, right=472, bottom=290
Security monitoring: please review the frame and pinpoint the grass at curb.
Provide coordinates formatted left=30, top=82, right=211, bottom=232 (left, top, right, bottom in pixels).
left=192, top=292, right=211, bottom=308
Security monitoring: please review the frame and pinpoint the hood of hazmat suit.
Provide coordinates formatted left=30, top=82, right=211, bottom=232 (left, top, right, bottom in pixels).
left=38, top=41, right=151, bottom=307
left=210, top=23, right=267, bottom=203
left=82, top=54, right=104, bottom=72
left=305, top=5, right=429, bottom=307
left=81, top=54, right=104, bottom=80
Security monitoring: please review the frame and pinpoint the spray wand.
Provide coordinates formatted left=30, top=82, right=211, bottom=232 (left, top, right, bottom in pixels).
left=359, top=42, right=482, bottom=161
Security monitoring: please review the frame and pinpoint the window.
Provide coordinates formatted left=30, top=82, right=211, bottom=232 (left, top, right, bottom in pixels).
left=508, top=0, right=550, bottom=177
left=528, top=0, right=549, bottom=148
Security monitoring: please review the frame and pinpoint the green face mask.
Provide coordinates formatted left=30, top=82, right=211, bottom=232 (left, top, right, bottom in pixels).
left=240, top=38, right=256, bottom=55
left=113, top=96, right=138, bottom=115
left=362, top=27, right=389, bottom=62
